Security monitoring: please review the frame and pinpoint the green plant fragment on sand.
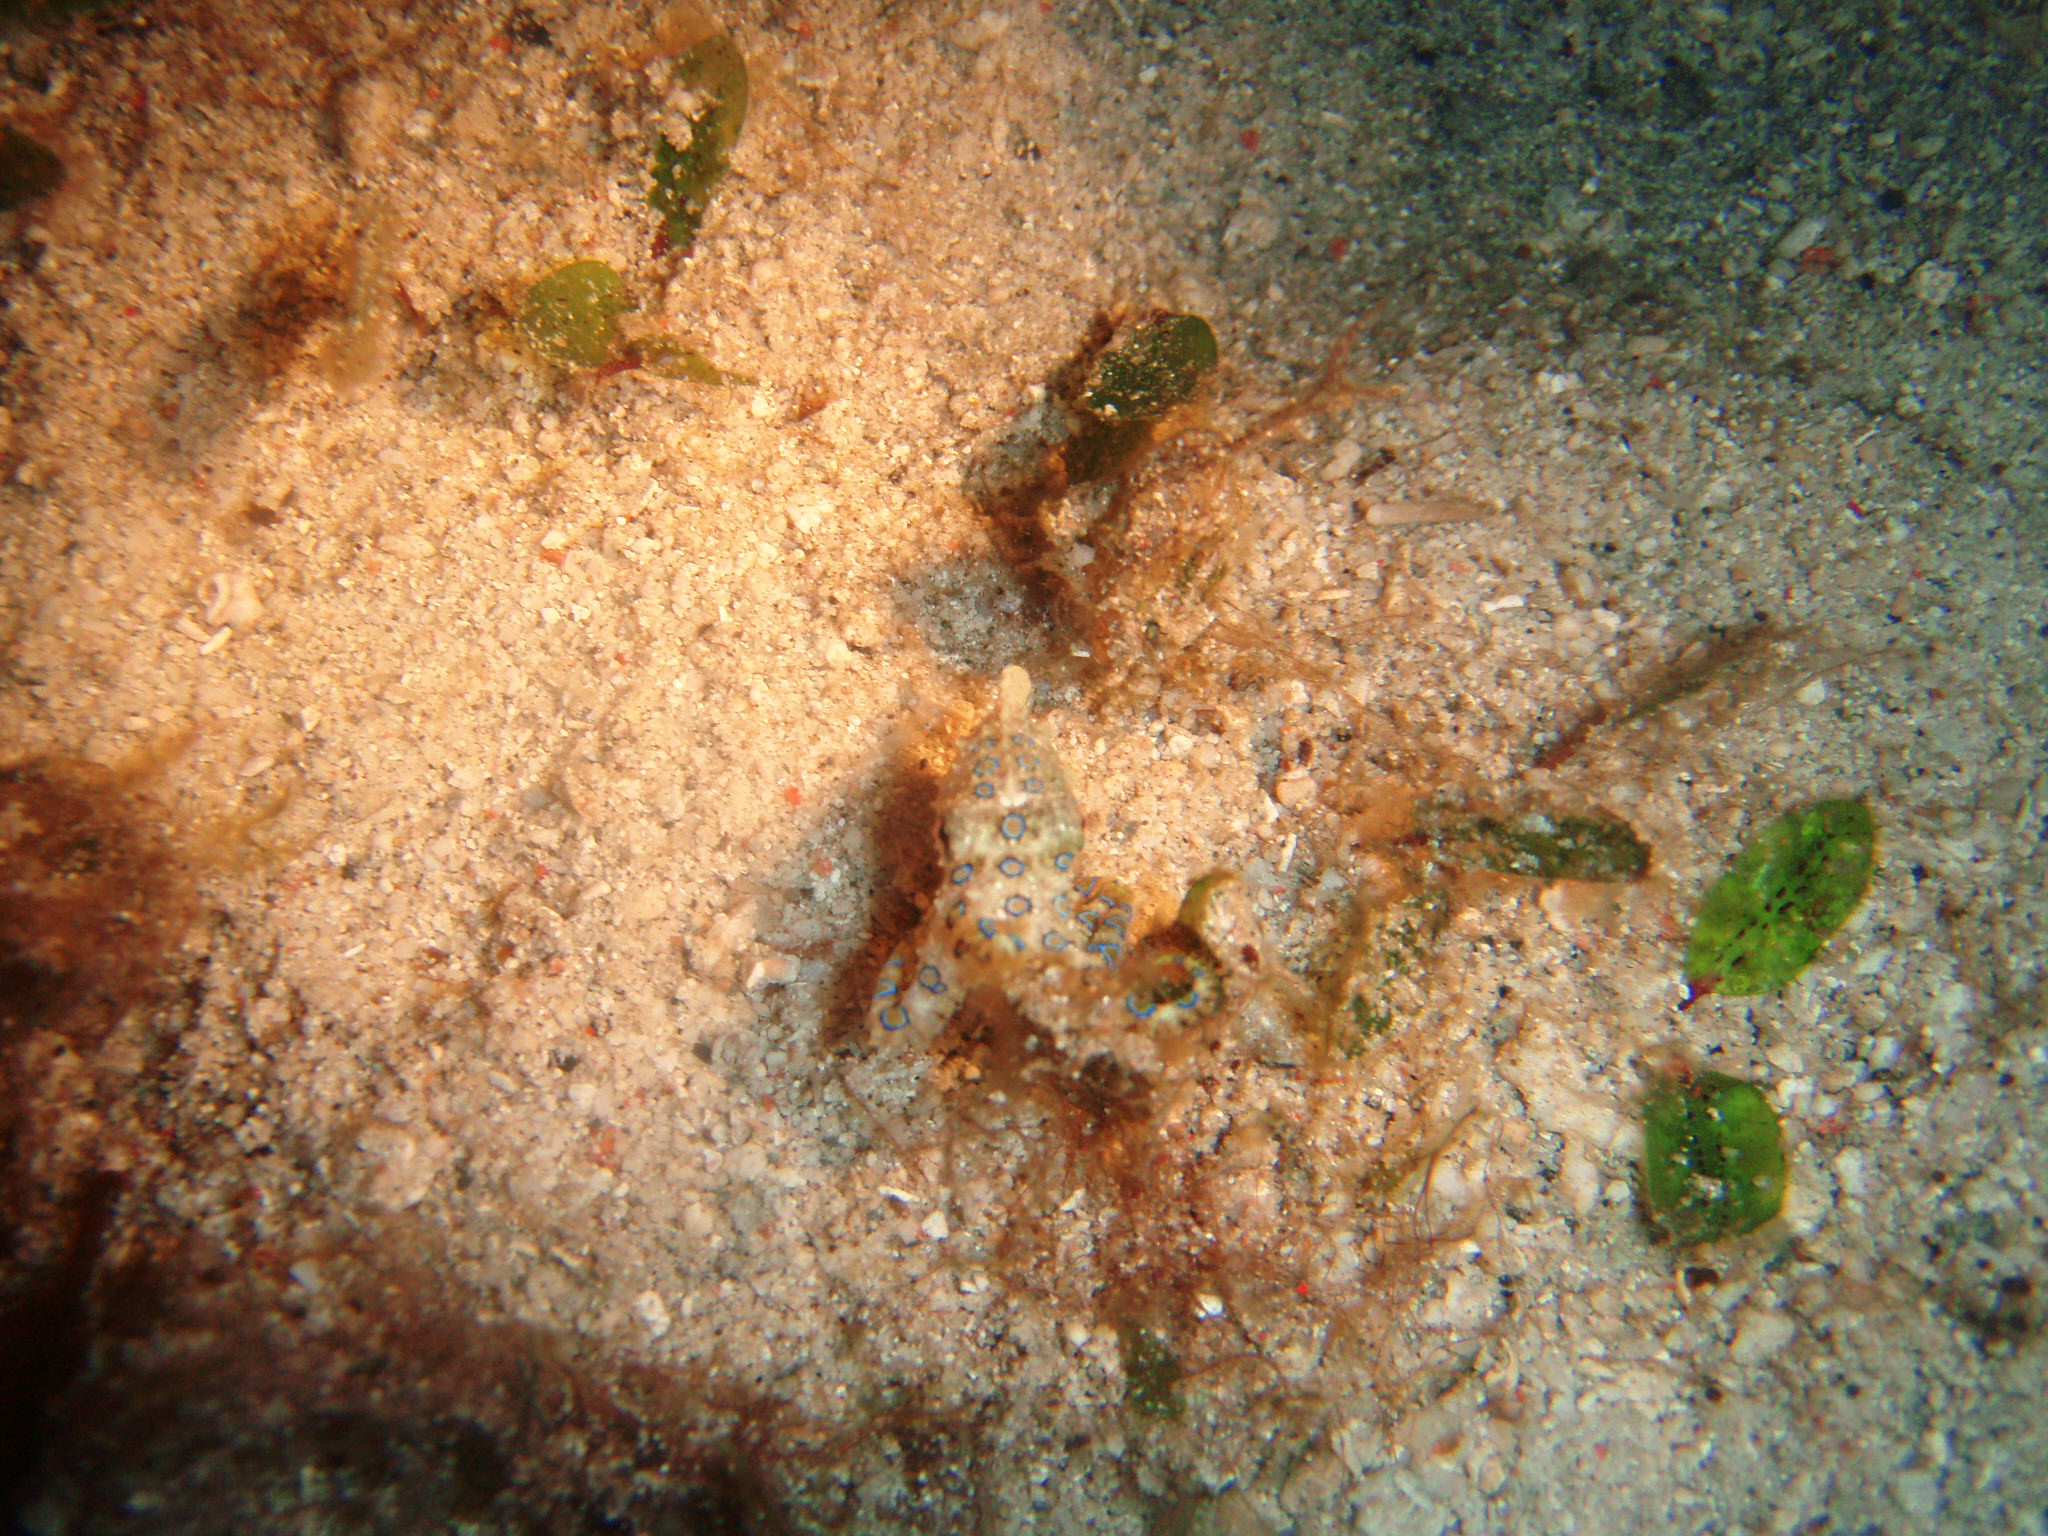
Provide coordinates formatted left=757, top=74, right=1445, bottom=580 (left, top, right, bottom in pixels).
left=1083, top=314, right=1219, bottom=421
left=1684, top=799, right=1874, bottom=999
left=648, top=32, right=749, bottom=254
left=517, top=260, right=631, bottom=369
left=1336, top=887, right=1450, bottom=1056
left=1641, top=1071, right=1786, bottom=1245
left=1117, top=1323, right=1185, bottom=1420
left=1424, top=806, right=1649, bottom=882
left=638, top=337, right=752, bottom=386
left=0, top=125, right=64, bottom=213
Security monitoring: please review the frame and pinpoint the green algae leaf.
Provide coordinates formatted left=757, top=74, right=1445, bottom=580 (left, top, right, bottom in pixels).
left=1083, top=314, right=1219, bottom=421
left=649, top=32, right=750, bottom=254
left=1684, top=799, right=1874, bottom=999
left=1117, top=1323, right=1185, bottom=1420
left=637, top=336, right=753, bottom=386
left=517, top=260, right=631, bottom=369
left=1641, top=1071, right=1786, bottom=1245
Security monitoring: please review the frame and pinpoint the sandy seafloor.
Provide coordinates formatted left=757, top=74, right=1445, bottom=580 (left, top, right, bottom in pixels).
left=1, top=0, right=2045, bottom=1531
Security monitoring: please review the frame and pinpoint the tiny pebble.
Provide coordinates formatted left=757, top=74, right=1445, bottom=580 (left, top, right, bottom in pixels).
left=633, top=1289, right=672, bottom=1339
left=1731, top=1305, right=1797, bottom=1365
left=1273, top=771, right=1317, bottom=810
left=744, top=953, right=801, bottom=991
left=1774, top=214, right=1828, bottom=261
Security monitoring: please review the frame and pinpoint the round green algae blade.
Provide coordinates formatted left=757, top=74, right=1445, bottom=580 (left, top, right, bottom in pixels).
left=1083, top=314, right=1219, bottom=420
left=516, top=260, right=631, bottom=370
left=1641, top=1071, right=1786, bottom=1245
left=1683, top=798, right=1875, bottom=997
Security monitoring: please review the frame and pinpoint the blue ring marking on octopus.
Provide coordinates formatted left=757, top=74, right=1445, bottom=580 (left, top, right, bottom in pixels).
left=1054, top=851, right=1074, bottom=871
left=873, top=977, right=900, bottom=1000
left=1043, top=932, right=1069, bottom=949
left=977, top=756, right=1000, bottom=776
left=947, top=898, right=966, bottom=919
left=977, top=918, right=999, bottom=940
left=999, top=813, right=1027, bottom=840
left=1126, top=995, right=1159, bottom=1019
left=1024, top=777, right=1044, bottom=793
left=917, top=965, right=946, bottom=994
left=1003, top=894, right=1032, bottom=917
left=880, top=1002, right=912, bottom=1031
left=951, top=863, right=975, bottom=884
left=973, top=782, right=996, bottom=799
left=998, top=856, right=1025, bottom=877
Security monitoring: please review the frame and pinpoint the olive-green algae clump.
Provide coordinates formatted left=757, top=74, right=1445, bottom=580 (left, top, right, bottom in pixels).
left=649, top=31, right=749, bottom=253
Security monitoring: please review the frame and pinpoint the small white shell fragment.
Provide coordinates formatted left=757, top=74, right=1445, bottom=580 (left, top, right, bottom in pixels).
left=376, top=530, right=437, bottom=560
left=1730, top=1305, right=1797, bottom=1366
left=1363, top=496, right=1490, bottom=528
left=919, top=1208, right=950, bottom=1241
left=1273, top=771, right=1317, bottom=810
left=1194, top=1292, right=1226, bottom=1320
left=744, top=953, right=801, bottom=991
left=1063, top=1319, right=1092, bottom=1350
left=1795, top=678, right=1828, bottom=706
left=198, top=571, right=263, bottom=630
left=1320, top=439, right=1365, bottom=482
left=1774, top=214, right=1828, bottom=261
left=1907, top=261, right=1959, bottom=307
left=198, top=625, right=233, bottom=656
left=633, top=1289, right=673, bottom=1339
left=236, top=753, right=276, bottom=779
